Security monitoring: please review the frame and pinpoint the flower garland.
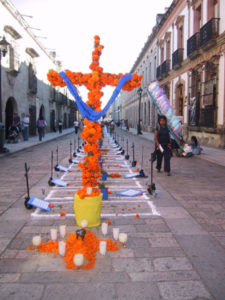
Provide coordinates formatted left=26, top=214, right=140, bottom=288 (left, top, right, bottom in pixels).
left=47, top=36, right=142, bottom=198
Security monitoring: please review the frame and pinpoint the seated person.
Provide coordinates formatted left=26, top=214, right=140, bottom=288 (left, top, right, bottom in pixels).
left=189, top=136, right=202, bottom=155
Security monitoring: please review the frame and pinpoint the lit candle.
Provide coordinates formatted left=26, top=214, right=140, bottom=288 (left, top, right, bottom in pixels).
left=112, top=228, right=120, bottom=240
left=87, top=187, right=92, bottom=195
left=59, top=225, right=66, bottom=239
left=80, top=219, right=88, bottom=228
left=58, top=241, right=66, bottom=256
left=101, top=222, right=108, bottom=236
left=99, top=241, right=107, bottom=255
left=73, top=253, right=84, bottom=267
left=32, top=235, right=41, bottom=247
left=119, top=233, right=128, bottom=247
left=50, top=228, right=58, bottom=241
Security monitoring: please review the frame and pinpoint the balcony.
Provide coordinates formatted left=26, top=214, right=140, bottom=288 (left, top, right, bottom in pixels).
left=200, top=106, right=217, bottom=128
left=172, top=48, right=183, bottom=70
left=156, top=65, right=162, bottom=80
left=200, top=18, right=220, bottom=50
left=161, top=60, right=170, bottom=78
left=187, top=32, right=200, bottom=59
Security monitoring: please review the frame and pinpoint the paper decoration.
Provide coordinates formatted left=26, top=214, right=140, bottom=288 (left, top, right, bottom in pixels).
left=115, top=157, right=125, bottom=161
left=76, top=153, right=85, bottom=158
left=27, top=196, right=51, bottom=211
left=147, top=81, right=183, bottom=147
left=71, top=159, right=79, bottom=164
left=125, top=172, right=140, bottom=178
left=55, top=165, right=69, bottom=172
left=117, top=189, right=145, bottom=197
left=120, top=164, right=131, bottom=168
left=51, top=178, right=69, bottom=187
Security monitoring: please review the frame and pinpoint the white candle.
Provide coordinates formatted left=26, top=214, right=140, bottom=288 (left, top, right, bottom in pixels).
left=50, top=228, right=58, bottom=241
left=32, top=235, right=41, bottom=247
left=59, top=225, right=66, bottom=239
left=113, top=228, right=120, bottom=240
left=119, top=233, right=128, bottom=244
left=80, top=219, right=88, bottom=228
left=58, top=241, right=66, bottom=256
left=87, top=187, right=92, bottom=195
left=73, top=253, right=84, bottom=267
left=101, top=222, right=108, bottom=236
left=99, top=241, right=107, bottom=256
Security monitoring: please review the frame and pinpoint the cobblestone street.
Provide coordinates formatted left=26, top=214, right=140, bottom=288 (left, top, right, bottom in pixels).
left=0, top=129, right=224, bottom=300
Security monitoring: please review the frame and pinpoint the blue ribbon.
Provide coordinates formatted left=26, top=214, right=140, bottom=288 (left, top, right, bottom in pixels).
left=59, top=72, right=133, bottom=122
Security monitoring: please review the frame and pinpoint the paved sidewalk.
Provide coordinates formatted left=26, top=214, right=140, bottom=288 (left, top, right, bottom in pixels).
left=118, top=126, right=225, bottom=168
left=0, top=128, right=75, bottom=157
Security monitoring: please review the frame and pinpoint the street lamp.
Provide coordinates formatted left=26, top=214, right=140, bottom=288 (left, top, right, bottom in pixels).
left=137, top=87, right=143, bottom=135
left=0, top=36, right=10, bottom=153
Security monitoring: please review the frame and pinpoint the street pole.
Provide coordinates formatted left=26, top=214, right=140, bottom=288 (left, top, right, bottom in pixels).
left=0, top=49, right=2, bottom=123
left=0, top=36, right=10, bottom=153
left=137, top=87, right=143, bottom=135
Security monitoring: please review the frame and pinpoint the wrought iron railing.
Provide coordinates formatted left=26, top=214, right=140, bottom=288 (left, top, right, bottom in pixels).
left=161, top=60, right=170, bottom=77
left=156, top=65, right=162, bottom=80
left=200, top=18, right=220, bottom=47
left=187, top=32, right=200, bottom=57
left=172, top=48, right=183, bottom=69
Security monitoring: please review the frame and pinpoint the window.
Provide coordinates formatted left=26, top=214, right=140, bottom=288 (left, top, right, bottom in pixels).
left=149, top=62, right=152, bottom=82
left=178, top=26, right=184, bottom=49
left=161, top=46, right=164, bottom=64
left=154, top=56, right=156, bottom=79
left=166, top=39, right=171, bottom=60
left=194, top=5, right=202, bottom=33
left=208, top=0, right=218, bottom=20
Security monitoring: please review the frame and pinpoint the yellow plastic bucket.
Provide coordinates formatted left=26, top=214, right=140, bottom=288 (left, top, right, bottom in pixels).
left=74, top=193, right=102, bottom=227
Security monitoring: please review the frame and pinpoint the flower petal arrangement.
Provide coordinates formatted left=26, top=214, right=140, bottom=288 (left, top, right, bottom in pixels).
left=47, top=36, right=142, bottom=201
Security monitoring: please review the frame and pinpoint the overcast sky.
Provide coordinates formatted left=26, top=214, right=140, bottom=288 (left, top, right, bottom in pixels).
left=10, top=0, right=171, bottom=104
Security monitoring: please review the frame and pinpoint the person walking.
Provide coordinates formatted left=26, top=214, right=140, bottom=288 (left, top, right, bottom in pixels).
left=21, top=113, right=30, bottom=141
left=58, top=119, right=62, bottom=133
left=154, top=115, right=172, bottom=176
left=73, top=120, right=79, bottom=134
left=37, top=115, right=45, bottom=141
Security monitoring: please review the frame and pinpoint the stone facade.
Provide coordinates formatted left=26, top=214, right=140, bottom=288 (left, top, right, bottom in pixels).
left=113, top=0, right=225, bottom=148
left=0, top=0, right=78, bottom=137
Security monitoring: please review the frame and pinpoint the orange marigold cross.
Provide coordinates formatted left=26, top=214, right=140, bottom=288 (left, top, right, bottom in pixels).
left=47, top=36, right=142, bottom=198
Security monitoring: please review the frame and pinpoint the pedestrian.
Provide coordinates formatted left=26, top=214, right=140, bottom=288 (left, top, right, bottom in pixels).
left=154, top=115, right=172, bottom=176
left=189, top=136, right=202, bottom=155
left=21, top=113, right=30, bottom=141
left=58, top=119, right=62, bottom=133
left=73, top=120, right=79, bottom=134
left=37, top=115, right=45, bottom=141
left=125, top=119, right=129, bottom=131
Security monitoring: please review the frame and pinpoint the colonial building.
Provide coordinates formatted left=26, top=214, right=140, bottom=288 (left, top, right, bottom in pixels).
left=116, top=0, right=225, bottom=148
left=156, top=0, right=225, bottom=148
left=119, top=25, right=160, bottom=132
left=0, top=0, right=77, bottom=138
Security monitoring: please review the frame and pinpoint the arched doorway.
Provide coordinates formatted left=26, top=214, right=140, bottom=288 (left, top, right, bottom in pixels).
left=5, top=97, right=17, bottom=138
left=50, top=110, right=56, bottom=132
left=63, top=112, right=67, bottom=128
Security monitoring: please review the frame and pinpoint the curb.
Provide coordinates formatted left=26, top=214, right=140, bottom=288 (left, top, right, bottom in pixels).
left=0, top=129, right=75, bottom=158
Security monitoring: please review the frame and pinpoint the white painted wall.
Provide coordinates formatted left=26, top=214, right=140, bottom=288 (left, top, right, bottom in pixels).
left=217, top=52, right=225, bottom=126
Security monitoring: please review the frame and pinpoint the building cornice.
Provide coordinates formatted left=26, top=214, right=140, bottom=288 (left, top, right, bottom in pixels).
left=0, top=0, right=57, bottom=64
